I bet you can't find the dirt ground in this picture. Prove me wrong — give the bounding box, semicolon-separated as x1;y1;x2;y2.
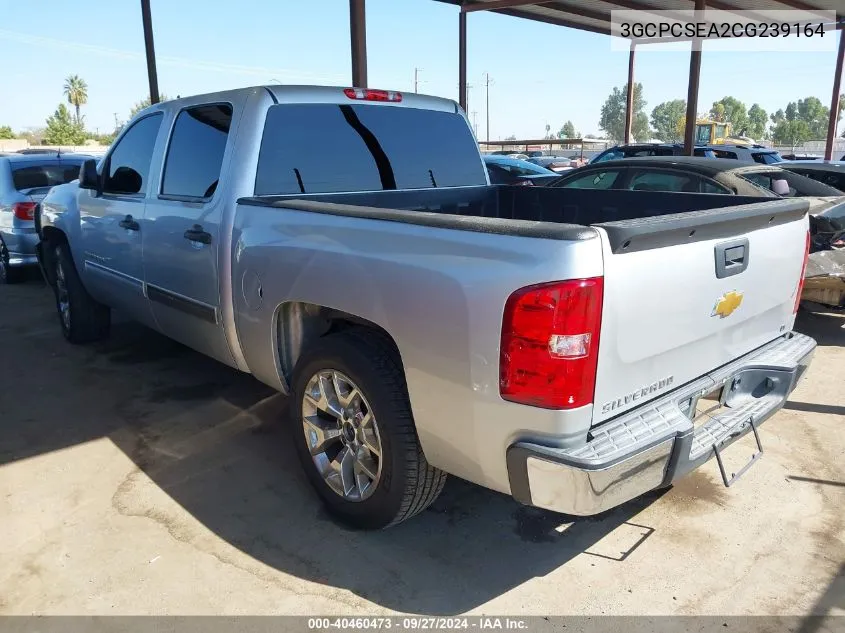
0;276;843;617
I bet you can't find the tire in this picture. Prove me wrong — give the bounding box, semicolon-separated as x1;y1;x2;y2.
52;242;111;343
290;328;446;529
0;240;24;284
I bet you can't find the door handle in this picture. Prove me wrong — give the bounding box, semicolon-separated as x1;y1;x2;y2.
119;215;140;231
184;224;212;245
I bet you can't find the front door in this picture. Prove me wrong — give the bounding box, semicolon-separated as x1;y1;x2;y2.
78;112;163;327
141;102;236;365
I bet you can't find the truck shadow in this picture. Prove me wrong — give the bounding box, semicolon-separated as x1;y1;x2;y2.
108;400;663;614
1;284;662;614
794;308;844;347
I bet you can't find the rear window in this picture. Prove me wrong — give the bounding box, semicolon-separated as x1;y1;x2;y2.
11;161;84;191
740;169;843;197
792;169;845;193
752;152;782;165
254;104;486;195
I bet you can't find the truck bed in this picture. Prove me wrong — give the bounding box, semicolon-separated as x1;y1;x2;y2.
238;185;808;253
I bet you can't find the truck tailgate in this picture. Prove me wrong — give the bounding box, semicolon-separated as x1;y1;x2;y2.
591;199;809;424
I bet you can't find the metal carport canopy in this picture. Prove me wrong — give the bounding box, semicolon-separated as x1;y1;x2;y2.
434;0;845;158
136;0;845;158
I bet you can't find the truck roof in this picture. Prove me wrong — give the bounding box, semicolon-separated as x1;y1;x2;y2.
139;85;460;116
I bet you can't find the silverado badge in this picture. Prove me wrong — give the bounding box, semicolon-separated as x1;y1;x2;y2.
712;291;744;318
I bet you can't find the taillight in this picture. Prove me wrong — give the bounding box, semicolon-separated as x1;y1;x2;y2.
343;88;402;102
13;202;36;220
500;277;604;410
793;230;811;314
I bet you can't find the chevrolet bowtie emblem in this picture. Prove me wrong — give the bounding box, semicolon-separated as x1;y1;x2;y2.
712;291;744;318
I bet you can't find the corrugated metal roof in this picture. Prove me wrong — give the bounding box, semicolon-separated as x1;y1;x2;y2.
435;0;844;38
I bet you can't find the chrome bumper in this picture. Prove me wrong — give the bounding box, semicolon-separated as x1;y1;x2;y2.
506;331;817;516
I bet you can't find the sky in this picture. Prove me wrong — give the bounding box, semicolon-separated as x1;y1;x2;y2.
0;0;841;140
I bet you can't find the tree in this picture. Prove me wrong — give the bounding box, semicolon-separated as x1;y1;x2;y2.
584;133;598;139
558;121;577;138
129;94;170;119
43;104;87;145
771;119;811;148
598;83;649;142
0;126;14;139
650;99;686;142
746;104;767;141
504;134;517;141
785;102;798;122
63;75;88;126
795;96;829;138
710;97;748;134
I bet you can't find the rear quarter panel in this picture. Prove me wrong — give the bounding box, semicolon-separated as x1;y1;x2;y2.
231;204;604;493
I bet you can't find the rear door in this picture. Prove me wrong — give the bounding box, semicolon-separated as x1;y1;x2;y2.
141;101;239;366
590;200;809;423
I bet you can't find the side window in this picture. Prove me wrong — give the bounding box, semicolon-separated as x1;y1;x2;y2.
560;169;623;189
161;104;233;199
628;170;697;193
626;149;658;157
591;150;622;163
700;178;732;194
713;150;738;159
102;113;163;195
486;165;510;184
826;173;845;192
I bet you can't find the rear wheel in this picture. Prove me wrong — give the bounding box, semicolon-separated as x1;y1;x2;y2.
52;243;110;343
290;329;446;529
0;240;24;284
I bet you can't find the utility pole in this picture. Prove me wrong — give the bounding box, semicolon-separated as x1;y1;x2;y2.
471;110;478;137
414;67;421;93
466;83;472;115
484;73;493;143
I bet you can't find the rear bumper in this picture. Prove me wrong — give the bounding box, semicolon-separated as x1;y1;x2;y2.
506;331;816;516
1;228;38;267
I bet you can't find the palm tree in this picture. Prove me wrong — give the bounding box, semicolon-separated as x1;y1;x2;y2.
63;75;88;126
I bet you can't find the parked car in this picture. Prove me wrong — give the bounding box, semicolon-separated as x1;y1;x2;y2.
781;154;821;161
707;144;783;164
16;148;66;155
589;143;716;163
38;86;815;529
0;153;90;283
483;155;560;185
526;155;577;172
548;156;841;203
781;161;845;193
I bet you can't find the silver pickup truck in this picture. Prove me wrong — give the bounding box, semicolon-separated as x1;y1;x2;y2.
38;85;816;529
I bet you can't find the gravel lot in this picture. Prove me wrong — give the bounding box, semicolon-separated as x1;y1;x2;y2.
0;276;843;617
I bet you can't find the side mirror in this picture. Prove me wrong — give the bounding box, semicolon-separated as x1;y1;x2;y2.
78;159;100;193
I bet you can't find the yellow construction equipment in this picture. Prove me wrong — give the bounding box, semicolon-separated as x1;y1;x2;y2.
693;120;755;145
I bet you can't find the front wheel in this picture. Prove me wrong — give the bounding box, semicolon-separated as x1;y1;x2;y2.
53;243;110;344
290;329;446;529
